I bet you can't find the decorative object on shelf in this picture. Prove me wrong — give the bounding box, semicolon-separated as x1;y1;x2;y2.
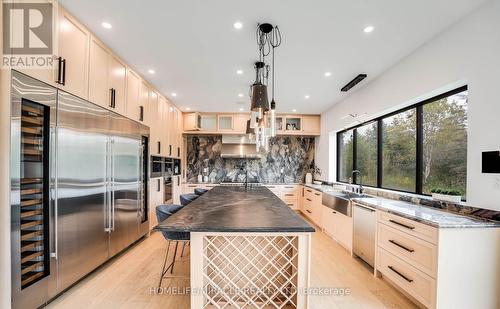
430;188;462;203
197;174;203;183
305;164;321;184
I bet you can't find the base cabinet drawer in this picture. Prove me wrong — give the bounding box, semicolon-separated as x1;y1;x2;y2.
378;248;436;308
378;223;437;277
378;211;438;244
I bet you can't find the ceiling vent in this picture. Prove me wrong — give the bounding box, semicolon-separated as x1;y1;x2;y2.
341;74;367;92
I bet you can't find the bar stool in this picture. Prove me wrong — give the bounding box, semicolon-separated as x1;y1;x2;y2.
194;188;209;196
180;193;199;206
156;204;190;287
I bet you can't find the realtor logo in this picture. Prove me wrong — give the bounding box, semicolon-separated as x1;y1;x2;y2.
2;1;54;68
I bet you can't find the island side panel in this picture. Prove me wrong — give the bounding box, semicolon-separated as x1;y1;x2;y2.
190;232;311;309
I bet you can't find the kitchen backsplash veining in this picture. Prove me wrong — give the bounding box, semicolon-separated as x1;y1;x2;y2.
186;135;315;183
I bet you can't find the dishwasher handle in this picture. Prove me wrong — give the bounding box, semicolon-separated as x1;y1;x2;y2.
353;203;376;212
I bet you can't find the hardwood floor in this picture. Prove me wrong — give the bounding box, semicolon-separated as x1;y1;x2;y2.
47;220;417;309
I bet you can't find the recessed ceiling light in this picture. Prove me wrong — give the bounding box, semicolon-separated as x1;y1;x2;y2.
236;69;244;75
185;107;191;111
238;93;244;97
101;22;112;29
304;95;310;99
171;92;177;97
148;69;155;74
363;25;375;33
233;21;243;30
292;109;297;112
324;72;332;77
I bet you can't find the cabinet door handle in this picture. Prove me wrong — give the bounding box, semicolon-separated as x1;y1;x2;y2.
306;189;312;193
56;56;63;84
388;240;415;253
169;145;172;156
306;210;312;214
139;106;144;121
315;193;321;196
61;58;66;85
109;88;114;108
388;219;415;230
388;266;413;283
157;141;161;154
177;147;180;157
285;186;293;189
113;89;116;108
285;194;294;196
306;198;312;202
177;177;180;186
332;211;337;214
157;179;160;192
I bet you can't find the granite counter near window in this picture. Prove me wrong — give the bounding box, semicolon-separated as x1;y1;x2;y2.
185;135;315;183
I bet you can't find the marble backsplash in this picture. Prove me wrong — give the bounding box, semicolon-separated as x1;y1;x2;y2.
186;135;315;183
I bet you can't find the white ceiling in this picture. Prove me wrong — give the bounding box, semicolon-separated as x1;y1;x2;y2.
60;0;486;114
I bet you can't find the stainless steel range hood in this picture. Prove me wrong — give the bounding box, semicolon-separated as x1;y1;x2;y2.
221;135;260;159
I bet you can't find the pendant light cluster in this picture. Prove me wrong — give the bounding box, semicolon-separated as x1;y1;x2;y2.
248;23;282;152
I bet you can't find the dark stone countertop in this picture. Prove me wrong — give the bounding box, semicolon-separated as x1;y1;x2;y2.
155;186;315;233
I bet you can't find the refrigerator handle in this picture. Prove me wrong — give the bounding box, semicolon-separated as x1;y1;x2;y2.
105;139;111;233
111;139;115;231
51;126;58;259
138;144;143;218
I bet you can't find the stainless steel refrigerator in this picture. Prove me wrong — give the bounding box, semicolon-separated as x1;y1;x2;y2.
10;71;150;309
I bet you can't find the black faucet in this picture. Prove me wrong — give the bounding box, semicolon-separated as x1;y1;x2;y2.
351;170;363;194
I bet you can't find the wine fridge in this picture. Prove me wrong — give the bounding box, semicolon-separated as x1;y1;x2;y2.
10;71;150;309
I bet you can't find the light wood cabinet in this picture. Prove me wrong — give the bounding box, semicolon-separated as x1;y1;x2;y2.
321;205;352;251
57;6;90;99
184;113;201;131
88;36;126;115
149;90;161;155
125;69;143;123
263;184;300;210
158;96;169;157
183;112;320;136
108;56;126;115
88;37;109;107
149;177;164;231
217;115;234;131
139;81;150;126
233;114;249;133
302;115;321;135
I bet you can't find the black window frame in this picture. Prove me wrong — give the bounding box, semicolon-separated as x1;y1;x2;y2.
336;85;468;197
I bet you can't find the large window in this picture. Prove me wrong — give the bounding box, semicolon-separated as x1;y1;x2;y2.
382;109;417;192
355;122;378;186
336;86;468;198
337;129;353;182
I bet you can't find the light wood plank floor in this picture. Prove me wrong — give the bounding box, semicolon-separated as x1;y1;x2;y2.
47;220;417;309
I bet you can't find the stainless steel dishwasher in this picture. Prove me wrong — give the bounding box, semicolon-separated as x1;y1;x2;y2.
352;202;377;267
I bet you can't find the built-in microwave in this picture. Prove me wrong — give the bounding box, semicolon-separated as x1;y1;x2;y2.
151;156;164;178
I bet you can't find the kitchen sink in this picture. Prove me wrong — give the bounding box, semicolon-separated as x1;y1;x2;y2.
322;191;373;217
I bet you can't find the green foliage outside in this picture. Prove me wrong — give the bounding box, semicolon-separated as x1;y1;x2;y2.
338;90;467;197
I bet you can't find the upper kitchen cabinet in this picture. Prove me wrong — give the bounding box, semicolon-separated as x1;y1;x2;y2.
88;36;126;115
183;112;320;136
233;114;249;133
217;115;234;131
88;37;109;107
125;69;143;123
302;115;321;135
139;80;151;126
158;96;169;157
149;90;161;155
57;6;90;99
184;112;201;131
108;56;127;115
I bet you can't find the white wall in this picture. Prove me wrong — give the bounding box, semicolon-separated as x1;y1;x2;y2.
317;0;500;211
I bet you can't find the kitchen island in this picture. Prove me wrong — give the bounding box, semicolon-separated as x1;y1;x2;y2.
156;185;315;309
